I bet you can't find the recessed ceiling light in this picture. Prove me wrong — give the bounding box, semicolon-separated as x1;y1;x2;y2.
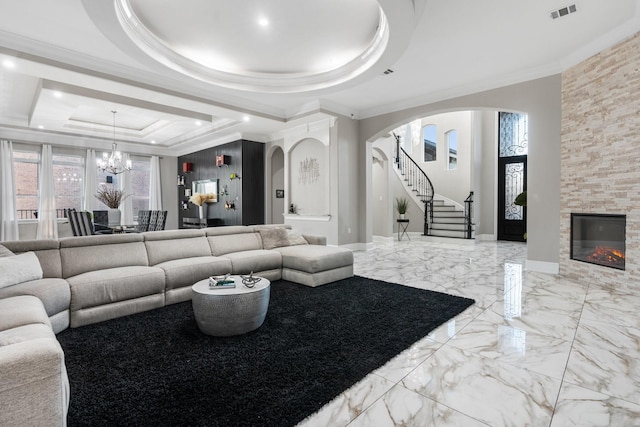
151;140;156;144
2;59;15;69
53;91;63;98
258;17;269;27
37;125;44;129
243;116;250;122
195;121;202;126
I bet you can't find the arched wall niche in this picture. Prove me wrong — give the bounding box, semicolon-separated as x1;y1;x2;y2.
288;137;329;215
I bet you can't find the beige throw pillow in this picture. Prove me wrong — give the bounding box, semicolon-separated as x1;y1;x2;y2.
259;228;290;250
0;252;44;289
287;231;308;246
0;245;14;258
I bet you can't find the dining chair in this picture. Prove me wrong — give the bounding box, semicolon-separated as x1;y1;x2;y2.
148;210;168;231
65;209;95;236
92;210;111;234
135;210;151;232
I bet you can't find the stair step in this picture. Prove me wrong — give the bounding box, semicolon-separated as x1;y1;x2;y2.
432;217;466;224
429;229;472;238
433;212;465;218
431;223;468;231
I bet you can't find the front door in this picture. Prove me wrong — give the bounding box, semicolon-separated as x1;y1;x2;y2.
497;155;527;241
497;112;528;242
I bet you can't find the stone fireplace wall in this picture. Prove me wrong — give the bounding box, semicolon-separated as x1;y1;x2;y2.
560;31;640;288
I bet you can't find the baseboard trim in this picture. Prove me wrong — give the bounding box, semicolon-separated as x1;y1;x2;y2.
475;234;497;241
340;242;372;251
526;260;559;274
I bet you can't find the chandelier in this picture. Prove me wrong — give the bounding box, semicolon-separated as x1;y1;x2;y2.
97;110;132;175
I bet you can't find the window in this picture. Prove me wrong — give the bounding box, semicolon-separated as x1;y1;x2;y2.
422;124;436;162
53;154;84;213
13;151;39;219
95;156;151;219
14;149;85;218
499;112;528;157
446;130;458;170
130;157;151;218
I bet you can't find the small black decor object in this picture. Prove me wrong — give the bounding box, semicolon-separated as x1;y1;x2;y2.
275;189;284;198
241;271;260;288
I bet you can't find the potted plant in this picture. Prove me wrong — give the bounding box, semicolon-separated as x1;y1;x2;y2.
395;197;409;219
95;186;130;227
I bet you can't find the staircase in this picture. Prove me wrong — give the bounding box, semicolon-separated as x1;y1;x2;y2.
394;135;474;239
429;200;472;239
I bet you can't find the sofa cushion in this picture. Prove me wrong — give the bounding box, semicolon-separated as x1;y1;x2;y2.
0;252;43;289
0;323;54;347
66;266;165;311
0;295;51;332
223;250;282;275
258;228;290;250
1;240;62;278
0;244;14;257
144;231;212;266
154;256;232;291
60;234;148;278
208;232;262;256
274;245;353;274
0;278;70;318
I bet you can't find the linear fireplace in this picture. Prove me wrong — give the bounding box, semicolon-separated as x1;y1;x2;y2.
571;214;626;270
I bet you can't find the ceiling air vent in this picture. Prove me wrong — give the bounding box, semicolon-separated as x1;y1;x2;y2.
383;69;394;75
550;4;577;20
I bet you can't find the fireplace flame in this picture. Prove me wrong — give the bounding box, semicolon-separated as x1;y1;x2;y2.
586;246;625;265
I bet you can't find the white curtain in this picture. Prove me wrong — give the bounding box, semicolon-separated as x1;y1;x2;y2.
0;140;19;241
36;144;58;239
120;153;134;225
149;156;162;210
83;149;97;212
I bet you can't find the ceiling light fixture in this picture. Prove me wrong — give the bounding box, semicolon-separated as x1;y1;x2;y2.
97;111;132;175
2;59;15;69
258;17;269;27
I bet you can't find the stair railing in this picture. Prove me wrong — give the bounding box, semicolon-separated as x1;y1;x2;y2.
464;191;474;239
394;141;434;235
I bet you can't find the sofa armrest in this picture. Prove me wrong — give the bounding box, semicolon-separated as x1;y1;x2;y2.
0;338;69;426
302;234;326;245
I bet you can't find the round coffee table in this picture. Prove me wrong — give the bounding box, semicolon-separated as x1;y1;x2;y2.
191;276;270;337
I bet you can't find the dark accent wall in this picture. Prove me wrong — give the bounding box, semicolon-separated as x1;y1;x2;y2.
177;140;264;227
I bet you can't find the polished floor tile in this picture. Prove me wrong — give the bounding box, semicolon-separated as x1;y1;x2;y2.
298;237;638;426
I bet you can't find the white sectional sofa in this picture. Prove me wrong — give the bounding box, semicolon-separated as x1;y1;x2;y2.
0;225;353;426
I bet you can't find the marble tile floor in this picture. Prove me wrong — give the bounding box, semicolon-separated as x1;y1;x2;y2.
298;237;640;427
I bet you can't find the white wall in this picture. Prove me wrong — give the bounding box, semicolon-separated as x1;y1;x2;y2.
477;111;498;237
372;149;388;236
411;111;473;206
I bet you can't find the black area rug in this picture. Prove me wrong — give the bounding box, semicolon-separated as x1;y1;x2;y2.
57;276;474;427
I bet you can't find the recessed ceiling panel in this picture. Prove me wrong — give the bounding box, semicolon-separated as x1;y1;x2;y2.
128;0;380;75
118;0;391;92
